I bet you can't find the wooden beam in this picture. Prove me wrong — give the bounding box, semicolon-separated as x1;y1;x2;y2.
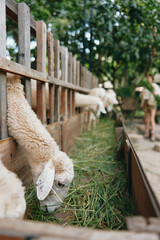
68;52;72;83
54;39;61;122
61;47;68;120
49;84;55;123
18;2;31;106
0;57;90;93
36;21;47;124
76;61;80;86
54;86;61;122
0;0;8;139
72;56;76;85
47;32;54;77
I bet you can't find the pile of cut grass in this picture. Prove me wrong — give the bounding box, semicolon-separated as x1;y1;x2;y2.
25;118;135;229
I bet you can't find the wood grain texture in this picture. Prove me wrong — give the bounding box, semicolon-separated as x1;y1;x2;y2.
54;85;61;122
62;113;85;153
36;21;47;124
0;1;8;139
0;137;32;187
18;2;31;106
0;57;90;93
76;61;80;86
47;32;54;77
0;219;158;240
49;83;55;123
68;52;72;83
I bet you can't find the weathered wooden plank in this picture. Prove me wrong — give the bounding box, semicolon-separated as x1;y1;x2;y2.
54;39;60;80
127;216;160;234
49;83;55;123
61;46;68;120
47;32;54;77
62;113;85;153
68;52;72;83
0;0;8;139
54;85;61;122
46;122;62;149
68;90;72;117
54;40;61;121
0;57;90;93
76;61;80;86
72;56;76;85
36;21;47;124
0;137;32;186
61;46;68;82
89;71;92;89
18;2;31;106
6;0;36;35
80;64;84;87
72;90;75;116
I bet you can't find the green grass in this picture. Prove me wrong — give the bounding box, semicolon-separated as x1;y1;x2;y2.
25;118;135;229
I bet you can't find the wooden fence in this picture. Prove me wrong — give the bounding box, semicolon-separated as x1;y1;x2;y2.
0;0;98;186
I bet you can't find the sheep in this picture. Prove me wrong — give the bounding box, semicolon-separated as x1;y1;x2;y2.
75;92;106;129
89;87;106;105
90;87;118;112
75;92;106;117
0;158;26;219
105;89;119;112
7;82;74;212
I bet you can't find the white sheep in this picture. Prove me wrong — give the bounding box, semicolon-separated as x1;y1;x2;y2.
7;82;74;212
0;158;26;219
90;87;118;112
75;92;106;117
105;89;119;112
75;92;106;130
89;87;106;105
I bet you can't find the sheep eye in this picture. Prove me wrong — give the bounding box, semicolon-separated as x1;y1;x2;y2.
58;181;65;187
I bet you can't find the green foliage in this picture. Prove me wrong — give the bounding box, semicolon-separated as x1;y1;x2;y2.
117;86;136;97
6;0;160;88
137;79;154;92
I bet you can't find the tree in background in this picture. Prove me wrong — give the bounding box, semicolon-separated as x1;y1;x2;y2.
7;0;160;89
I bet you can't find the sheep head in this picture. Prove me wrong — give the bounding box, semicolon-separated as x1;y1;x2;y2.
36;152;74;212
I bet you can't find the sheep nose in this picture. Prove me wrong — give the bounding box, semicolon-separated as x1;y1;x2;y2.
58;181;65;187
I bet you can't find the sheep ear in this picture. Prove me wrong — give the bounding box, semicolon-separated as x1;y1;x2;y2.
36;160;55;201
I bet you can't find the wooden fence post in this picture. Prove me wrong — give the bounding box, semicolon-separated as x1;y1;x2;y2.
36;20;47;124
76;61;80;86
68;52;72;117
54;39;61;122
72;57;76;116
0;0;8;139
61;46;68;120
47;32;54;123
18;2;31;106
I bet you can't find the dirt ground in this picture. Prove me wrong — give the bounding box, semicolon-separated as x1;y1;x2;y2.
125;118;160;205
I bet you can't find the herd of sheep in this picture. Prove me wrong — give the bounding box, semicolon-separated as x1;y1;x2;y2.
0;74;118;220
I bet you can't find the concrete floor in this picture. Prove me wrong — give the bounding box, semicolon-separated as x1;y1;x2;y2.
125;119;160;205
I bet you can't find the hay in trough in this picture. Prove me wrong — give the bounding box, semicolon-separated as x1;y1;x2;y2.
25;118;135;229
